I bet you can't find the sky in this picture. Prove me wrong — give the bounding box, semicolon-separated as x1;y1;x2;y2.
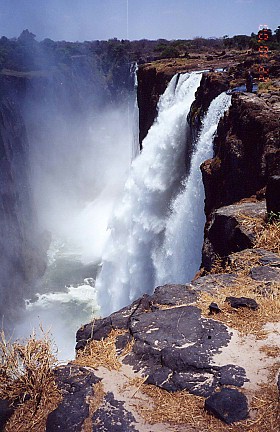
0;0;279;41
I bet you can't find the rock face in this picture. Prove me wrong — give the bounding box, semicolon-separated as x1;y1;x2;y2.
0;89;47;322
266;175;280;215
137;66;172;145
188;72;229;133
201;92;280;216
202;200;266;271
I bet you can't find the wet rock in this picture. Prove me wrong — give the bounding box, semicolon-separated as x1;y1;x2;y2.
0;400;14;430
137;66;172;145
250;266;280;283
226;296;259;310
92;392;138;432
188;72;229;138
46;365;100;432
205;388;249;424
266;175;280;215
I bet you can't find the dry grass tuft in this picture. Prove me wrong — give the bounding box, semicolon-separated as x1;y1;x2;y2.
0;330;61;432
260;345;280;358
133;372;280;432
74;329;129;371
255;221;280;254
196;275;280;336
82;381;105;432
237;213;280;255
227;250;261;275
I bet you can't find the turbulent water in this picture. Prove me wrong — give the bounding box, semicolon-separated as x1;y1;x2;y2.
13;67;231;361
154;92;232;285
13;65;139;361
96;75;232;317
96;72;203;316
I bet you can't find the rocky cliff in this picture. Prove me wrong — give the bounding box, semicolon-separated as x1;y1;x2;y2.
43;66;280;431
1;58;280;431
0;77;47;323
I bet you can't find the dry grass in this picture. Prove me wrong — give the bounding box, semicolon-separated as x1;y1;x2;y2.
236;213;280;255
255;221;280;254
74;329;130;371
208;214;280;275
260;345;280;358
196;275;280;337
133;372;280;432
82;381;105;432
0;330;61;432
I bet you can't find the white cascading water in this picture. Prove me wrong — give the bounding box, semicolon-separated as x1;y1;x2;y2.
96;72;203;316
154;92;232;285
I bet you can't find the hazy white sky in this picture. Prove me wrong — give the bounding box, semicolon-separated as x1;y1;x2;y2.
0;0;279;41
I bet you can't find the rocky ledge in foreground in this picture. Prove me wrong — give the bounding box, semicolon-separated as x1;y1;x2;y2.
41;243;279;431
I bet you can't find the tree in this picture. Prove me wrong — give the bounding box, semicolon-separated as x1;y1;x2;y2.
275;26;280;43
18;29;36;44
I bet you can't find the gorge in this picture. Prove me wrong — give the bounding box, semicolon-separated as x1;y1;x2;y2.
0;36;279;431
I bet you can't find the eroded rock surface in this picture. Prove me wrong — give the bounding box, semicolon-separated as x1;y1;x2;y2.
46;365;100;432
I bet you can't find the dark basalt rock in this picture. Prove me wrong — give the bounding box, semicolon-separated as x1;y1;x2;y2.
92;392;138;432
250;266;280;283
125;305;233;396
191;273;238;292
205;388;249;424
0;400;14;431
201;93;280;216
257;249;280;267
76;287;199;351
226;296;259;310
266;175;280;215
188;72;229;133
76;295;154;350
137;66;172;146
209;302;221;314
219;364;247;387
115;333;132;354
152;284;198;306
46;365;100;432
202;201;266;271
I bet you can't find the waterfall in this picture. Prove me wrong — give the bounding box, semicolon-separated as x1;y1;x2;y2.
96;72;203;316
154;92;232;285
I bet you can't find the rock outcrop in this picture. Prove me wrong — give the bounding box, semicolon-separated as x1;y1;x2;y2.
201;92;280;216
137;66;173;145
0;90;47;322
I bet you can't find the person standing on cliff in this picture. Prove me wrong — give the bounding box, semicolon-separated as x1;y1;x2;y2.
246;71;253;92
